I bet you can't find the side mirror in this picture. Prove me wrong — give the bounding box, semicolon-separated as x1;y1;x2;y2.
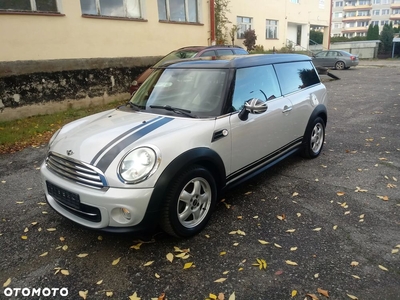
238;98;268;121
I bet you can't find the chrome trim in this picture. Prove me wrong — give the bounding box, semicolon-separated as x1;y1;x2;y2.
53;197;98;217
46;152;109;190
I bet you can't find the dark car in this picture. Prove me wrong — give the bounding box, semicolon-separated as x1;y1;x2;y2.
129;45;248;94
312;50;359;70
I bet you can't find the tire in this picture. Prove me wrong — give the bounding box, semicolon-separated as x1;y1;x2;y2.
160;165;217;238
301;117;325;159
335;61;345;70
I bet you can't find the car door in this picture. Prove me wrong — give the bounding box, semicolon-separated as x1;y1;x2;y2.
228;65;294;179
312;51;328;67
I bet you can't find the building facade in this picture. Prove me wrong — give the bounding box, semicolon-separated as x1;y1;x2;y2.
331;0;400;38
226;0;332;51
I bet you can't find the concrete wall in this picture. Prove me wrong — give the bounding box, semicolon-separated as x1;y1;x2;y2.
330;41;381;59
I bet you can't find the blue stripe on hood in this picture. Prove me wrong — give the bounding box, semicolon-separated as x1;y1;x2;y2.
95;117;173;173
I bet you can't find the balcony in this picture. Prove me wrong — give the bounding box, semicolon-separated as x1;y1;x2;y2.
343;14;371;22
342;27;368;33
389;14;400;20
343;5;372;11
391;1;400;9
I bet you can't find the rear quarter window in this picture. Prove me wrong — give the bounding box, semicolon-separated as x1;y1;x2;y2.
233;49;248;55
274;61;320;95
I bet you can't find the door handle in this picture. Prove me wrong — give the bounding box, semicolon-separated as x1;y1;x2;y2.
282;105;292;113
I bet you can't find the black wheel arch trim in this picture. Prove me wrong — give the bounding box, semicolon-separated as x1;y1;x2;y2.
147;147;226;214
302;104;327;145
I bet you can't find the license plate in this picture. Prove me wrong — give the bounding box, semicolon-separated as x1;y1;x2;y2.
46;181;81;210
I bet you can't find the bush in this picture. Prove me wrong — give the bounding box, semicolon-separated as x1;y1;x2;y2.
243;29;257;51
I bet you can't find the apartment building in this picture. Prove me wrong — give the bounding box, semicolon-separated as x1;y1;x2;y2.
226;0;331;51
332;0;400;38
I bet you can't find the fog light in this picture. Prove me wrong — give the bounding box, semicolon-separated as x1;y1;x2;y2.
121;208;131;220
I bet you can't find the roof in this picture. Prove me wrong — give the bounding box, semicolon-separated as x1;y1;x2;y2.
158;54;312;69
177;45;245;51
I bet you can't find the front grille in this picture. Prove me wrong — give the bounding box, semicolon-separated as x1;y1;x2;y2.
46;152;108;190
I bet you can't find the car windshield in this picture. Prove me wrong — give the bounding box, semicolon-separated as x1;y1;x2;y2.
154;50;199;67
129;68;228;117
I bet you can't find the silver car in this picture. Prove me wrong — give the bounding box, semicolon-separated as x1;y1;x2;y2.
312;50;359;70
40;54;328;238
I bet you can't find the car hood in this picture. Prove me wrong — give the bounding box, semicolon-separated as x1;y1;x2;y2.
50;109;204;170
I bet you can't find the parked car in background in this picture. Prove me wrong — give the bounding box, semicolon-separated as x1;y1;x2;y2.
129;45;248;94
41;54;327;238
312;50;359;70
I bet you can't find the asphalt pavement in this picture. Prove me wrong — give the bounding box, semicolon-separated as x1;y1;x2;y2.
0;62;399;300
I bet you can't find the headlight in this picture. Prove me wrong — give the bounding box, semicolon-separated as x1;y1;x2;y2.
48;128;61;148
118;147;160;184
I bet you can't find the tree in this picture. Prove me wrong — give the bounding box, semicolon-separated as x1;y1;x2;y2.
229;25;239;46
243;29;257;51
366;24;374;40
214;0;231;45
309;30;323;44
380;23;394;53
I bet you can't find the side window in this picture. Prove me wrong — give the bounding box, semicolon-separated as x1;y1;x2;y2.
231;65;281;111
274;61;320;95
199;50;217;57
233;49;248;55
315;52;327;58
216;49;234;56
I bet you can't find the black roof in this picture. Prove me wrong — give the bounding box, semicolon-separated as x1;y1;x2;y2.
159;54;312;69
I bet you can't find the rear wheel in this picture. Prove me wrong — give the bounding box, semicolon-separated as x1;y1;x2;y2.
160;165;217;238
301;117;325;159
335;61;345;70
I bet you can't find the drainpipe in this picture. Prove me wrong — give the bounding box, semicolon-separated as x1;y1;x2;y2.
210;0;216;45
327;0;333;49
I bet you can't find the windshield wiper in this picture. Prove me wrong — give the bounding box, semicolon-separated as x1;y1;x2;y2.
149;105;195;118
127;102;142;111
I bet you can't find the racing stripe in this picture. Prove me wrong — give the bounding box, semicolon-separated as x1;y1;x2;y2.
95;117;173;172
90;116;163;165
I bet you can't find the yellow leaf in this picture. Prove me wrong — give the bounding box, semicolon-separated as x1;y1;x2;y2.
396;244;400;248
377;195;389;201
233;242;239;246
40;252;48;257
286;229;296;233
351;275;360;279
31;222;38;226
62;245;68;251
61;269;69;275
237;216;243;219
155;273;160;278
290;247;298;251
79;290;88;300
258;240;270;245
175;253;187;258
392;249;399;254
237;229;246;236
205;234;210;238
223;271;229;275
129;292;141;300
59;237;65;242
98;235;103;241
347;294;358;300
106;291;113;297
337;192;345;196
47;228;57;232
214;277;227;283
378;265;388;271
143;261;154;267
317;288;329;298
313;228;322;231
3;278;11;287
112;257;121;265
261;259;267;269
291;290;297;297
209;294;217;300
181;254;190;260
285;260;298;266
351;261;359;267
220;251;226;256
166;253;174;263
296;213;301;217
253;215;259;219
183;262;193;269
229;231;237;235
333;225;338;230
21;235;28;240
229;292;236;300
77;253;88;258
130;243;142;250
292;192;299;197
24;227;29;233
238;267;243;271
96;279;103;285
274;243;282;248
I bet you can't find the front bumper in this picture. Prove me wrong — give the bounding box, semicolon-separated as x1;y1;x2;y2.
41;163;155;230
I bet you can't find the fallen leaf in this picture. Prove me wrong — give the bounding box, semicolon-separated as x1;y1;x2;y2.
378;265;388;271
351;275;360;279
296;213;301;217
209;294;217;300
130;243;142;250
21;235;28;240
98;236;103;241
253;215;258;219
333;225;338;230
277;214;286;221
129;292;141;300
377;195;389;201
290;247;298;251
59;237;65;242
286;229;296;233
31;222;38;226
218;293;225;300
220;251;227;256
40;252;48;257
62;245;68;251
337;192;345;196
292;192;299;197
61;269;69;275
96;280;103;285
347;294;358;300
24;227;28;233
79;290;88;300
275;270;283;275
214;277;227;283
183;262;193;269
223;271;229;275
306;293;319;300
158;293;166;300
359;214;365;219
285;260;298;266
291;290;297;297
229;292;235;300
344;211;351;215
143;261;154;267
106;291;113;297
112;257;121;266
46;228;56;232
313;228;322;231
175;253;188;258
3;278;11;287
317;288;329;298
392;249;399;254
155;273;160;278
205;234;210;238
258;240;270;245
351;261;359;267
274;243;282;248
314;273;319;278
166;253;174;263
77;253;89;258
233;242;239;246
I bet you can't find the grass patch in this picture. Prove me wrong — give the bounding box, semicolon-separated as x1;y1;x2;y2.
0;99;126;154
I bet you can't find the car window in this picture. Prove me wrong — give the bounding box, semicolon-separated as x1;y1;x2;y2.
154;50;198;67
199;50;217;57
327;51;337;57
233;49;248;55
231;64;281;111
216;49;234;56
315;52;327;58
274;61;320;95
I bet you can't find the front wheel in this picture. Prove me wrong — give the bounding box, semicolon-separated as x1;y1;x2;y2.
160;165;217;238
335;61;345;70
301;117;325;159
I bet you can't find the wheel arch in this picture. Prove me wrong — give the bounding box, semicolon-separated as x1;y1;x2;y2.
147;147;226;214
303;104;327;143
